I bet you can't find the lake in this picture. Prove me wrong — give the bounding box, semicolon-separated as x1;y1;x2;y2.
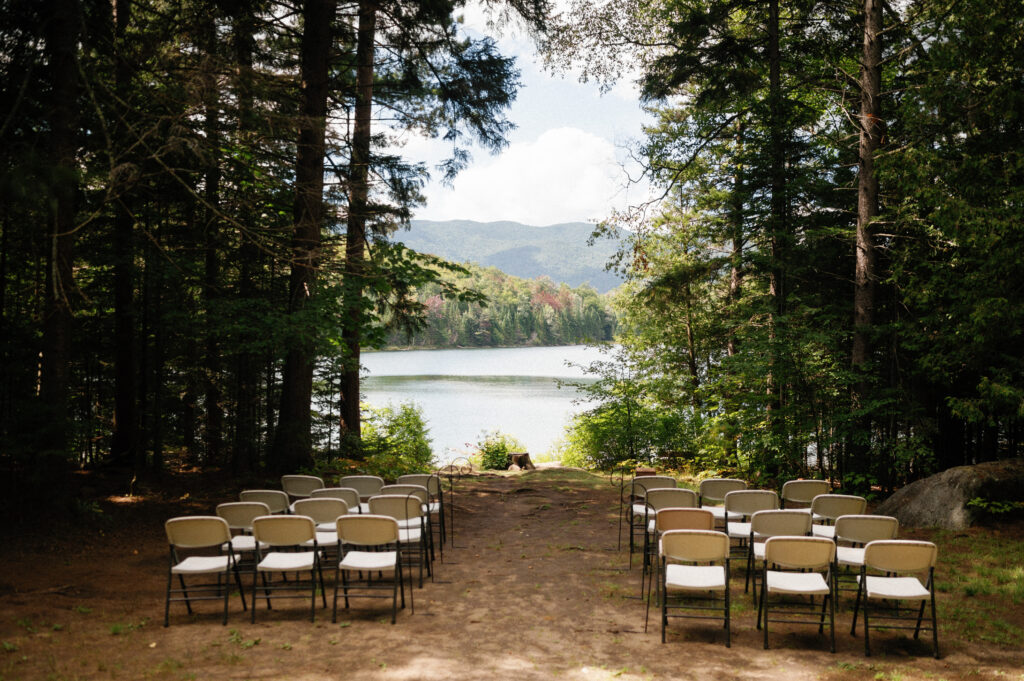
361;345;605;464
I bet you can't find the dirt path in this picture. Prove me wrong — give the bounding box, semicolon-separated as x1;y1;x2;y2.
0;468;1020;680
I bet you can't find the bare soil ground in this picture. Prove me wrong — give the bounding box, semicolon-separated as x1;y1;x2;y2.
1;467;1022;681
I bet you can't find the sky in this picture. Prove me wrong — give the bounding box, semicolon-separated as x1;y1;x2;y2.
404;8;652;227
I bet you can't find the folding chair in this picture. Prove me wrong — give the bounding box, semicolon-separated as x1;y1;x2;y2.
643;507;714;605
780;479;830;509
334;515;406;624
698;478;747;524
369;494;431;587
758;536;836;652
640;488;699;596
834;515;899;595
339;475;385;505
164;516;247;627
250;515;326;622
627;475;677;566
746;509;813;602
852;540;939;658
281;474;325;500
652;529;731;647
215;501;270;573
398;473;446;554
291;498;349;563
240;489;290;514
381;484;435;563
311;487;362;513
722;490;779;556
809;494;867;538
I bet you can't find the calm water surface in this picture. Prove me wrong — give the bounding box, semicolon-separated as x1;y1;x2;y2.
361;345;604;464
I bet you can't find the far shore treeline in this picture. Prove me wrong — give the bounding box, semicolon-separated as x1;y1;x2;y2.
381;264;616;349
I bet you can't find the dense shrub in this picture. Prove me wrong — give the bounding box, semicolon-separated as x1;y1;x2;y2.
474;430;525;470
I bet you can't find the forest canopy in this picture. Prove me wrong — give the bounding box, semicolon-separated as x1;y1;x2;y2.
0;0;549;500
546;0;1024;491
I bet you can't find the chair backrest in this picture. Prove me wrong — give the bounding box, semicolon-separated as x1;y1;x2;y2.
336;514;400;546
281;474;325;498
165;516;232;548
764;536;835;571
397;474;441;496
724;489;779;516
369;494;423;522
656;508;715;533
810;494;867;521
780;479;831;507
632;475;677;497
339;475;385;501
291;498;349;525
699;478;747;505
750;509;812;539
834;515;898;545
239;489;290;514
863;540;937;574
216;501;271;532
661;530;730;563
646;488;699;511
251;515;316;547
311;487;362;510
380;484;428;504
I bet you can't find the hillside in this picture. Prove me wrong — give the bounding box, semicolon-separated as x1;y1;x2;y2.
397;219;624;293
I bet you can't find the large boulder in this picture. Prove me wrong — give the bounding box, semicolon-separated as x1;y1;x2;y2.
875;458;1024;529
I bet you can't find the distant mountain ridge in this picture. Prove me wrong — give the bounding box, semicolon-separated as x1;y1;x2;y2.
398;219;624;293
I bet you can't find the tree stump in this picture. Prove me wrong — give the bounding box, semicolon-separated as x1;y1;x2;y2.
509;452;535;470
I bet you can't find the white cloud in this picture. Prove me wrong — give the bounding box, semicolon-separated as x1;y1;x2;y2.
416;127;635;226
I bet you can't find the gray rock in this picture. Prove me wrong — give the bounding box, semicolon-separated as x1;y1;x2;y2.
875;458;1024;529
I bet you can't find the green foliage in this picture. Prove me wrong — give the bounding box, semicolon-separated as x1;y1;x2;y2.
966;497;1024;518
474;430;525;470
543;0;1024;487
358;402;435;478
382;262;616;349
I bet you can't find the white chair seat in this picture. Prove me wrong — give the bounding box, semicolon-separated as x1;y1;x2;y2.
861;575;931;600
172;555;233;575
665;564;726;592
753;542;766;560
303;531;338;548
359;502;369;514
836;546;865;567
766;570;830;596
703;505;742;521
257;551;316;572
339;550;398;572
398;528;422;543
812;524;836;539
316;522;337;533
727;521;751;538
227;535;257;552
632;503;648;517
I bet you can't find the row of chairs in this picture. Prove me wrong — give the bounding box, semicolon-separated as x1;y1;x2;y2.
627;476;939;657
164;511;410;627
240;473;447;558
165;475;449;627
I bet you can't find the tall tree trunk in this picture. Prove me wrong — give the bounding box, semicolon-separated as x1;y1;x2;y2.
851;0;883;475
231;5;260;474
201;15;224;466
40;0;80;454
764;0;786;471
339;0;378;448
270;0;337;473
111;0;139;471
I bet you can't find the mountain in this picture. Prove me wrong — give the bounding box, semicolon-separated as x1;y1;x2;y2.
396;219;624;293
